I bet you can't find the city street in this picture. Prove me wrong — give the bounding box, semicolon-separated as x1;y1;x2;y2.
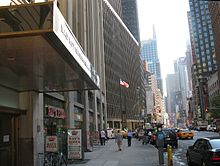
69;138;159;166
164;130;220;165
68;131;220;166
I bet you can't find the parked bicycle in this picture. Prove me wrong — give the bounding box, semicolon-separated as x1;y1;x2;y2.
42;152;67;166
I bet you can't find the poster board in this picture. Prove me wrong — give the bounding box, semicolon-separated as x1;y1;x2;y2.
67;129;82;159
45;136;58;152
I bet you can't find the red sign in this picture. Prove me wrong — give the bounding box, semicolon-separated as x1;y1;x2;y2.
46;106;66;119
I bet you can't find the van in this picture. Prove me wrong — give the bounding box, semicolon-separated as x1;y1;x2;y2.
162;128;178;148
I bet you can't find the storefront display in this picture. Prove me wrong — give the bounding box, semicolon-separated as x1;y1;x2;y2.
44;95;67;155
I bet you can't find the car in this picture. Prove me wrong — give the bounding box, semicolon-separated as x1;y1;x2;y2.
162;128;178;148
186;136;220;166
113;129;127;138
144;128;157;145
207;124;217;132
106;128;114;139
176;128;194;139
138;128;145;140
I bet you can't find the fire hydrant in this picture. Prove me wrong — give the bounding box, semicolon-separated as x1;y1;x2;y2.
167;144;173;166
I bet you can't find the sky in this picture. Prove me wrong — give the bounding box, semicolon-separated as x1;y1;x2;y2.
137;0;190;95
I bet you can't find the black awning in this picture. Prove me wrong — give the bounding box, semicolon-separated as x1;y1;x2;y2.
0;2;100;92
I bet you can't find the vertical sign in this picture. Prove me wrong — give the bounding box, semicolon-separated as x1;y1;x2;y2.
45;136;58;152
68;129;82;159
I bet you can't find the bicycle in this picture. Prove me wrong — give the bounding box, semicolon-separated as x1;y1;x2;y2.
44;152;67;166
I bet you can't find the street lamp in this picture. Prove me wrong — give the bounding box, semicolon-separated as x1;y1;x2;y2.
136;86;141;127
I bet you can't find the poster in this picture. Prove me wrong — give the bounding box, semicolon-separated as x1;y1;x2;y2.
93;131;100;145
68;129;82;159
45;136;58;152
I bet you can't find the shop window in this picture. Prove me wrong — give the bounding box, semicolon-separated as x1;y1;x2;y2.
73;106;83;129
44;95;67;156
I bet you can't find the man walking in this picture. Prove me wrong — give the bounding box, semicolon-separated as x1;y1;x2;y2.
127;130;133;146
100;130;106;146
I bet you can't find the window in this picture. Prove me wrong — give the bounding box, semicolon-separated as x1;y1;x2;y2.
193;140;202;150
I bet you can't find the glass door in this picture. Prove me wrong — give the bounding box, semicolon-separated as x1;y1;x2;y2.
0;114;15;166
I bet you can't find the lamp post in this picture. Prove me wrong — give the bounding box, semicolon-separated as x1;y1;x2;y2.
136;86;141;127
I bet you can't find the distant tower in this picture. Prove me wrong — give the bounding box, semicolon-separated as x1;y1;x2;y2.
153;24;156;39
140;26;163;94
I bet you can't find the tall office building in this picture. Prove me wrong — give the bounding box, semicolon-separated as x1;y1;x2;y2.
166;74;177;126
185;44;193;96
189;0;216;78
208;1;220;99
140;26;163;94
121;0;140;43
107;0;122;17
174;57;189;127
121;0;146;122
103;0;142;130
0;0;105;165
188;0;216;120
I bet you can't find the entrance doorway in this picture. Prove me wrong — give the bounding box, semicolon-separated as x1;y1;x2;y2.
0;114;16;166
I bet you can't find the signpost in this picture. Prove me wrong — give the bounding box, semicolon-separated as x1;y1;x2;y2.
156;128;164;165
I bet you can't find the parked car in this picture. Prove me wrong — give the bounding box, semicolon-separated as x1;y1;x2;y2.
138;128;145;140
162;128;178;148
144;128;157;145
114;129;127;138
176;128;194;139
106;128;114;139
186;136;220;166
207;124;217;132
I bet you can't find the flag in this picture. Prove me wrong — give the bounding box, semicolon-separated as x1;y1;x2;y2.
120;79;129;88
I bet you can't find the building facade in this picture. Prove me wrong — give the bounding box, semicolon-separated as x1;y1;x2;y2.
166;74;177;127
121;0;140;43
208;1;220;99
0;0;106;165
188;0;216;121
103;0;143;130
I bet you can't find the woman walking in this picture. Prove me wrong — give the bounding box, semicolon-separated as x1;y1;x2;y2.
116;130;123;151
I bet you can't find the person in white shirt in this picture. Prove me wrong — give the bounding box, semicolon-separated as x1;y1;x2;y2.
100;130;106;146
127;130;133;146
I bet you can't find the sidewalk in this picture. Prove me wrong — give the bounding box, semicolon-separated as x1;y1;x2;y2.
68;138;159;166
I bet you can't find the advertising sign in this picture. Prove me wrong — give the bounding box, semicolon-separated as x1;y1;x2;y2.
68;129;82;159
93;131;100;146
45;136;58;152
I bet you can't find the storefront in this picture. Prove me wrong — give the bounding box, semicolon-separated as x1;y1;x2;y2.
73;106;83;129
44;95;67;156
0;2;100;166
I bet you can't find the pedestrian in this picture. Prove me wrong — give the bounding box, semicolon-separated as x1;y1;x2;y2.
116;130;123;151
100;130;106;146
127;130;133;146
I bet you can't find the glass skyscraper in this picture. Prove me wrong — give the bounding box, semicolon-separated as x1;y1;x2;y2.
189;0;216;79
140;26;163;94
121;0;140;43
188;0;216;120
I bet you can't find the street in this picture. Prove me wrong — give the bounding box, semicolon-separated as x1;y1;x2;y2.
69;131;219;166
164;130;220;165
70;138;159;166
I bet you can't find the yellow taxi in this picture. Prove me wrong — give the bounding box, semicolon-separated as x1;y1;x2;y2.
114;129;128;138
176;129;194;139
